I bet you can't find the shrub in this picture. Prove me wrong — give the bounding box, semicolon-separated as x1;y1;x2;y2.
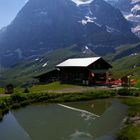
0;100;7;109
11;93;27;103
117;125;140;140
118;88;140;96
20;100;30;107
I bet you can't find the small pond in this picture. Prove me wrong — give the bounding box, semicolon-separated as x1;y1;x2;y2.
0;99;128;140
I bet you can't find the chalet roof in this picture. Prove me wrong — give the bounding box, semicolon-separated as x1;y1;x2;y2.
56;57;101;67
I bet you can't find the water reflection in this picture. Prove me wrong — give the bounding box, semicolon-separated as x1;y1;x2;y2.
0;99;128;140
0;112;31;140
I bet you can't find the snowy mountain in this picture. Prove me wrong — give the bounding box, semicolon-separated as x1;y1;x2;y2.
71;0;94;6
0;0;138;67
105;0;140;37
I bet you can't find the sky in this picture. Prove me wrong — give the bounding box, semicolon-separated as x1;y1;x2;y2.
0;0;28;29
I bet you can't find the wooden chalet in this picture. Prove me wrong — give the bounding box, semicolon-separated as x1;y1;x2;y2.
35;57;112;85
56;57;112;85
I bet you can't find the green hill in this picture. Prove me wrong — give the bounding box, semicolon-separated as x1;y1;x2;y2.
106;42;140;62
1;42;140;87
0;45;96;86
105;43;140;82
111;55;140;79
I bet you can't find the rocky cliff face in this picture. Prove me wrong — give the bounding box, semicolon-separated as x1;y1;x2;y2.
105;0;140;37
0;0;138;67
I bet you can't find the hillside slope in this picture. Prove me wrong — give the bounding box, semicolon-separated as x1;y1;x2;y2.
105;42;140;79
0;45;96;86
1;42;140;86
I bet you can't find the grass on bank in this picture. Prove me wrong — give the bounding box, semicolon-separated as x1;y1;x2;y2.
29;82;83;92
0;89;116;120
120;97;140;116
117;125;140;140
2;81;114;95
117;97;140;140
0;82;85;94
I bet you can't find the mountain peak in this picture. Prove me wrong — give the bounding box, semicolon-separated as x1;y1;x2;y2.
0;0;138;67
71;0;94;6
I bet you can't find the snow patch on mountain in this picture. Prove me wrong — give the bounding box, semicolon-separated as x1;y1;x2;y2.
78;15;102;27
85;16;95;22
71;0;94;6
82;45;94;54
85;46;89;49
82;46;89;53
78;16;94;25
42;62;48;67
79;19;87;25
39;58;44;62
105;0;140;37
131;0;140;4
35;58;39;61
132;25;140;31
106;26;120;33
132;25;140;36
125;14;140;22
131;4;140;13
39;11;48;16
123;5;140;37
104;0;119;2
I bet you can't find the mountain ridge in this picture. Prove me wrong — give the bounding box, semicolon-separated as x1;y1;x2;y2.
105;0;140;37
0;0;139;67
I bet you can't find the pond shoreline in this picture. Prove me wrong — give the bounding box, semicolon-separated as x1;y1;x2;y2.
117;97;140;140
0;90;116;119
0;89;140;140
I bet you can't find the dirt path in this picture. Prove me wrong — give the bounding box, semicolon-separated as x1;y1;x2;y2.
46;86;110;93
0;94;10;97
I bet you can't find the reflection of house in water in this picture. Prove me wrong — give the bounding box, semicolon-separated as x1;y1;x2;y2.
35;57;112;85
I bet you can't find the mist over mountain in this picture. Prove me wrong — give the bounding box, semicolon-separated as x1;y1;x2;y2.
0;0;139;67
